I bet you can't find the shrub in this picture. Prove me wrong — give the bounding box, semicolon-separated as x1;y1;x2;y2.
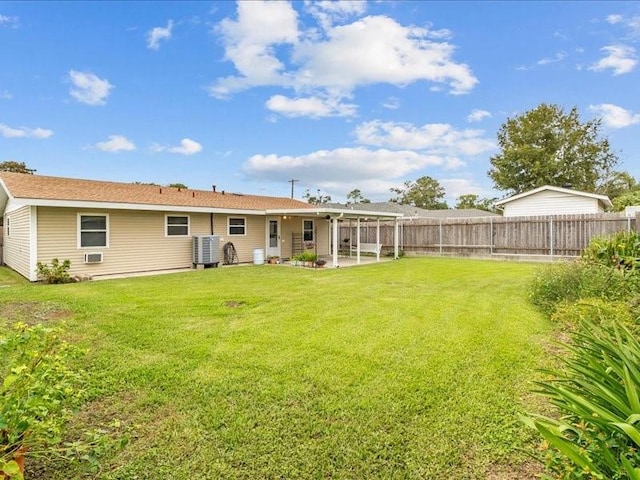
582;231;640;274
523;319;640;479
35;258;73;284
551;298;637;333
1;323;86;477
297;251;318;262
0;323;129;479
530;261;640;316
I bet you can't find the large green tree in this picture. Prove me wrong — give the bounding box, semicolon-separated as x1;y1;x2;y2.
0;161;36;174
389;176;448;210
488;104;618;195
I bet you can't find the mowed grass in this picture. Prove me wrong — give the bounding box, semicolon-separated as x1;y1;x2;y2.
0;258;551;479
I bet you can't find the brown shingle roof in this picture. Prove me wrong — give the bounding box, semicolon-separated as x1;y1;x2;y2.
0;172;311;211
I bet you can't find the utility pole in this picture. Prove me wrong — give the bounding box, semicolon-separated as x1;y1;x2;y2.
288;179;299;199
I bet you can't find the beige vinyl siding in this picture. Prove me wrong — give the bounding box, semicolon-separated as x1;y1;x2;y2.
314;219;330;256
37;207;213;277
278;216;330;259
3;206;32;279
213;214;266;263
503;190;603;217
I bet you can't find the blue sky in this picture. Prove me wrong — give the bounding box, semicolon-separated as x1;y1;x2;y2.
1;1;639;205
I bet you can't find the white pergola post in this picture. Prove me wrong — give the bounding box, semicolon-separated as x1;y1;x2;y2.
394;218;399;259
356;217;361;264
332;217;339;267
376;218;380;262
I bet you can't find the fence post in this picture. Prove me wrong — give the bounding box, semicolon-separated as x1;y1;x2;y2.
489;217;493;255
439;219;443;255
549;217;554;257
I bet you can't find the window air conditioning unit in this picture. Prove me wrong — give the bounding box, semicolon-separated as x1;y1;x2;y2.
84;252;103;264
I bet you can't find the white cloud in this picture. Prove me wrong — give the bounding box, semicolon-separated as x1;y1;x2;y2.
382;96;400;110
95;135;136;152
0;90;11;100
467;109;491;122
517;51;567;71
440;178;494;205
537;51;567;66
210;2;478;115
243;147;448;185
292;15;477;95
354;120;495;156
304;0;366;30
147;20;174;50
68;70;113;106
589;103;640;128
210;1;300;98
0;14;18;27
153;138;203;155
0;123;53;139
266;94;356;117
605;13;640;35
607;14;623;25
589;45;637;75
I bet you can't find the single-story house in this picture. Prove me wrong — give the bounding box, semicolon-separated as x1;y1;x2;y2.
327;202;499;219
494;185;612;217
0;172;401;280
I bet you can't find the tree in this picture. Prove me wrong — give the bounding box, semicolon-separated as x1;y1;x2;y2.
596;171;638;201
346;188;370;205
455;194;496;212
611;190;640;212
488;104;618;195
167;183;189;189
303;189;332;205
389;176;448;209
0;161;36;174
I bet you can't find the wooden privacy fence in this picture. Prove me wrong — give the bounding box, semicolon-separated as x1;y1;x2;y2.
339;213;639;258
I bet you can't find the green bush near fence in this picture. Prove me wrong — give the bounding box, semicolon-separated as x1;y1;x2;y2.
526;231;640;478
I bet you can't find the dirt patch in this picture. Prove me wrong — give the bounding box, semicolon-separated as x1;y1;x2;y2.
485;460;544;479
0;301;72;325
223;300;246;308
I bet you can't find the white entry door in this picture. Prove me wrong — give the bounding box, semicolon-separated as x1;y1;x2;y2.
266;218;281;257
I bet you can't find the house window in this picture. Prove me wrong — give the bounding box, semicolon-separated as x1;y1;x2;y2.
303;220;314;242
78;214;108;248
166;215;189;236
228;217;246;236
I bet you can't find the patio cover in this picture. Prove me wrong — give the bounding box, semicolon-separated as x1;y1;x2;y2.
265;207;403;267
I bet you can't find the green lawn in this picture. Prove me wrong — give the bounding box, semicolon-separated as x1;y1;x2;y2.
0;258;552;479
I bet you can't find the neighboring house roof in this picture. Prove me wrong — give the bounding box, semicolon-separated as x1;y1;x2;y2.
0;172;312;213
494;185;612;209
327;202;499;219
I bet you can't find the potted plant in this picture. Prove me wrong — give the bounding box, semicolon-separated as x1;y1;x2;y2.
315;259;327;268
267;255;280;264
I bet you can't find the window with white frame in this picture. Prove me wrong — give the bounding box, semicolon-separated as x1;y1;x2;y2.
228;217;246;235
303;220;314;242
78;214;108;248
166;215;190;236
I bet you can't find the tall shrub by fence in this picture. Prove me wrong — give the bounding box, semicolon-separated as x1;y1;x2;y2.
339;213;638;258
